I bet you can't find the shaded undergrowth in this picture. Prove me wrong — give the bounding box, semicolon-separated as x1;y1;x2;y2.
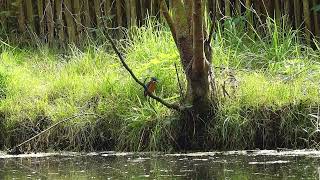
0;18;320;152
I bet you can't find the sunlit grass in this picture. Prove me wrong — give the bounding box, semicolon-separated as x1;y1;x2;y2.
0;17;320;151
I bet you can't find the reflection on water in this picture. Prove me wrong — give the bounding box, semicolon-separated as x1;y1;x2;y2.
0;150;320;179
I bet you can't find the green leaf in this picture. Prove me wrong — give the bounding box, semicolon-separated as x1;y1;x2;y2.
312;4;320;12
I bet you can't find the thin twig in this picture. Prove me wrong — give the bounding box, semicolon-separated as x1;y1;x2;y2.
105;30;182;111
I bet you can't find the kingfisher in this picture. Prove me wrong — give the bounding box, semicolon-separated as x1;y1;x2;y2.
144;77;158;97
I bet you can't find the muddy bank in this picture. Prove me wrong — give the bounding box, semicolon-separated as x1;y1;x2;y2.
1;102;320;152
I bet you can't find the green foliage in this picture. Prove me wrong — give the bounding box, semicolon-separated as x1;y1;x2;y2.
312;4;320;12
1;17;320;151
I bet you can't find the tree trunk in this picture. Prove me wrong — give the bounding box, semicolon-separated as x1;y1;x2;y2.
160;0;214;150
216;0;222;20
140;0;145;23
17;0;26;32
45;0;54;44
235;0;242;15
37;0;45;37
104;0;112;27
263;0;274;18
293;0;301;29
64;0;76;43
0;0;6;28
25;0;34;31
116;0;123;27
284;0;290;25
274;0;281;23
93;0;102;28
150;0;155;16
312;0;319;38
225;0;231;18
245;0;252;35
73;0;82;37
165;0;211;150
125;0;131;27
130;0;137;27
83;0;91;28
55;0;65;44
302;0;311;46
191;0;210;114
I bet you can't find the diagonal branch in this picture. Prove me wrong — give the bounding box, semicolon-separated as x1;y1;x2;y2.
105;31;182;111
160;0;177;46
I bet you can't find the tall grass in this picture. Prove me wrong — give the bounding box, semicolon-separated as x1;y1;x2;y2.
0;16;320;152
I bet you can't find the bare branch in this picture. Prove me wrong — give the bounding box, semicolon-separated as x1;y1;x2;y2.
105;31;182;111
160;0;177;45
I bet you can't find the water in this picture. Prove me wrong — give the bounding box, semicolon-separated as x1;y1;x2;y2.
1;150;320;179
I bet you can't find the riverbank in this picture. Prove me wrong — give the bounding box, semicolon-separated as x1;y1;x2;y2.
1;21;320;152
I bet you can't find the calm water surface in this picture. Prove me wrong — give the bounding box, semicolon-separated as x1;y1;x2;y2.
1;150;320;179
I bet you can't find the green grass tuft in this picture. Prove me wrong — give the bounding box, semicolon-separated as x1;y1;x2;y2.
0;17;320;151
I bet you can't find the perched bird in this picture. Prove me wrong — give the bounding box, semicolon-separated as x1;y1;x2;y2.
144;77;158;97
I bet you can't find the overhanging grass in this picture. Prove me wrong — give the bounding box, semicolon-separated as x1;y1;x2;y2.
0;18;320;151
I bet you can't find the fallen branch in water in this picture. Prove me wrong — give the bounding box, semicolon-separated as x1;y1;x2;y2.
7;113;98;155
105;30;182;111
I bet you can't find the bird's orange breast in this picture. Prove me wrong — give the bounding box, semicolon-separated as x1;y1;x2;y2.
144;81;157;96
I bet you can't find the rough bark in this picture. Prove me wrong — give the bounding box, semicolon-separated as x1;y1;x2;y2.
64;0;76;43
126;0;131;27
0;0;7;28
55;0;65;44
45;0;54;44
73;0;82;36
185;0;193;35
140;0;145;22
37;0;45;37
83;0;91;28
104;0;111;27
312;0;319;37
160;0;177;44
130;0;137;26
294;0;301;29
265;0;274;17
235;0;242;15
191;0;210;113
150;0;155;16
116;0;123;27
25;0;34;31
245;0;252;34
216;0;222;20
17;0;26;32
93;0;102;28
274;0;281;23
284;0;291;25
225;0;231;18
302;0;311;46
